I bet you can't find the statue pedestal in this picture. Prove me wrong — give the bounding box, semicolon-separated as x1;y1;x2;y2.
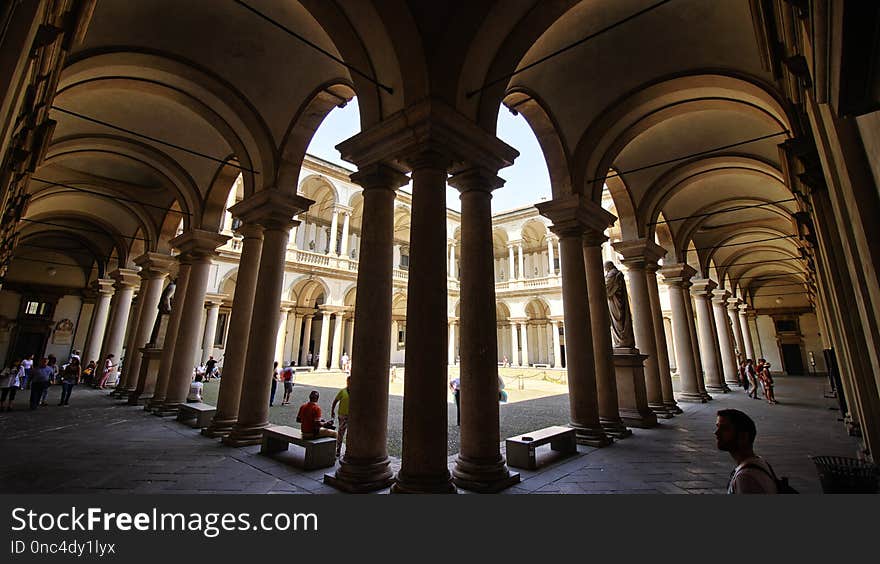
613;348;658;428
128;347;162;405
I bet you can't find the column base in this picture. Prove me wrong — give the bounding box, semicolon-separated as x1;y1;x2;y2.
127;392;150;405
109;388;128;398
664;401;684;415
619;408;658;428
324;455;394;493
201;418;236;439
222;423;268;447
452;455;521;493
649;403;675;419
677;392;707;403
700;391;714;401
724;378;741;389
571;423;612;447
391;470;457;494
706;385;728;394
600;417;633;439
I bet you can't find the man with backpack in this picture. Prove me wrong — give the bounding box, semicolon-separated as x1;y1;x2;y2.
715;408;795;494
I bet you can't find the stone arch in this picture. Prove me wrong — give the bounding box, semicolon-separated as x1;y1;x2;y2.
501;88;572;197
572;73;795;202
605;173;638;240
289;276;330;307
60;50;279;196
276;81;357;192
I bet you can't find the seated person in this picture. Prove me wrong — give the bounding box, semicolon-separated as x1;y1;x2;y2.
187;374;203;403
296;390;337;439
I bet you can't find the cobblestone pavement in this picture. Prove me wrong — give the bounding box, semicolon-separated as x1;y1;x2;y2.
0;375;859;494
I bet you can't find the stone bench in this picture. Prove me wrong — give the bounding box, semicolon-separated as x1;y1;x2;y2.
176;402;216;428
259;425;336;470
505;425;577;470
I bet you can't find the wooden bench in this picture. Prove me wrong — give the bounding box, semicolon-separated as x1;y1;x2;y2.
505;426;577;470
176;402;216;428
259;425;336;470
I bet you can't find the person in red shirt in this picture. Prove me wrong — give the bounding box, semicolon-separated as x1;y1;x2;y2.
296;390;337;439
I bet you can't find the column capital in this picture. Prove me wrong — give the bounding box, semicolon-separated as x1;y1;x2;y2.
109;268;140;289
229;190;315;230
318;305;344;315
582;230;608;247
336;98;518;173
689;278;717;297
612;238;666;269
727;297;743;311
204;293;226;307
507;240;520;249
711;289;731;304
233;221;264;240
448;167;505;194
92;278;115;296
738;303;754;314
349;163;410;192
170;229;230;259
658;263;696;287
133;252;175;279
536;194;616;238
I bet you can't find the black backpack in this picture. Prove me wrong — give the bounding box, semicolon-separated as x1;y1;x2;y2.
744;462;799;494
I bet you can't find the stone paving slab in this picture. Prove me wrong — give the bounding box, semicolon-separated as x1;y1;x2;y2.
0;376;862;494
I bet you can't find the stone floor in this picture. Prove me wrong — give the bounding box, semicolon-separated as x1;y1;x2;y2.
0;375;860;494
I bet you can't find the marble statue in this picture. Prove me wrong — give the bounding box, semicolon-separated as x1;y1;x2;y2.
605;261;636;348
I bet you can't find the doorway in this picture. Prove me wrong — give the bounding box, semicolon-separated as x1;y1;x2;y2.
780;344;805;375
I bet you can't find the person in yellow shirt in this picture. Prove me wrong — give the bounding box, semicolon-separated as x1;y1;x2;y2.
330;377;350;458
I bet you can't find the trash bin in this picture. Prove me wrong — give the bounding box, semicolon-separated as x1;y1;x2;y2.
811;456;879;493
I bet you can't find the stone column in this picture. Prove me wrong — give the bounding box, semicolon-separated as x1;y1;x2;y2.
328;209;340;255
326;164;408;493
517;243;525;280
344;317;354;359
536;322;547;364
683;280;711;401
507;243;515;280
739;304;756;361
510;323;520;366
201;299;222;365
340;211;351;257
547;235;556;275
748;310;762;359
614;239;671;417
728;298;745;363
224;191;313;445
713;290;739;387
83;279;115;367
448;320;456;365
551;320;562;369
159;230;229;414
299;315;313;366
537;195;611;447
100;269;139;388
316;309;331;370
646;263;681;414
449;168;518;492
204;223;264;437
393;151;456;494
148;258;191;410
518;322;530;367
583;230;630;438
274;307;290;364
117;254;172;394
692;279;726;393
449;241;456;279
706;291;731;392
329;312;344;369
660;264;705;403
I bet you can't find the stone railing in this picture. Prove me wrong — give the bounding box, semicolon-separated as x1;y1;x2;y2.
494;275;561;292
293;249;332;267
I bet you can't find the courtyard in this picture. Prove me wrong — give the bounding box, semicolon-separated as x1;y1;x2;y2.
0;374;857;494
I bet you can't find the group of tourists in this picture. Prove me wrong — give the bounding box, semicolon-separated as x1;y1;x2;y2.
0;351;85;411
739;358;779;404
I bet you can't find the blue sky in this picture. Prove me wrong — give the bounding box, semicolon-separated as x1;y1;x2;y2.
305;98;553;212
